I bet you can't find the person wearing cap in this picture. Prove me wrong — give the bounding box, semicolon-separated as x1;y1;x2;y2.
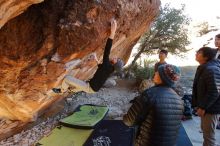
192;47;220;146
123;64;183;146
52;19;118;94
154;49;168;73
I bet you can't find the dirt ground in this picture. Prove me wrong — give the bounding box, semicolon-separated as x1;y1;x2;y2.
0;78;219;146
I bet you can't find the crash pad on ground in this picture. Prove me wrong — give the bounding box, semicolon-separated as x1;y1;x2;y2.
60;105;108;129
177;124;193;146
36;126;93;146
83;120;135;146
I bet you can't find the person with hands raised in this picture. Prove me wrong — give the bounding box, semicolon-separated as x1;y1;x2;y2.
52;19;119;94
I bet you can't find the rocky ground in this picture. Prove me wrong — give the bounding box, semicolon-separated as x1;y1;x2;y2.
0;79;139;146
0;74;220;146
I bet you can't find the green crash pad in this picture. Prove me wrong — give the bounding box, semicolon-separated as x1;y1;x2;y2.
36;126;93;146
60;105;108;128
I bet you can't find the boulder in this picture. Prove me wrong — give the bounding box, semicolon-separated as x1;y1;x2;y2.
0;0;160;122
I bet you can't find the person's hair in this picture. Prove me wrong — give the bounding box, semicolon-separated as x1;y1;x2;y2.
159;49;168;55
215;34;220;39
197;47;216;61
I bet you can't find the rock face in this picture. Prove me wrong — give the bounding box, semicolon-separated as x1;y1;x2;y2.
0;0;160;122
0;0;44;29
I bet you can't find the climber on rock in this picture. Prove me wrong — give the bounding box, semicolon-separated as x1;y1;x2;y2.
52;18;120;94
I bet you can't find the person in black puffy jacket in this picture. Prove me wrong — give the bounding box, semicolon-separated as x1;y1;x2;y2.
123;64;183;146
192;47;220;146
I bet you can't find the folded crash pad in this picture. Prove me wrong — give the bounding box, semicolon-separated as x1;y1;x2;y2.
60;105;108;129
177;124;193;146
83;120;135;146
36;126;93;146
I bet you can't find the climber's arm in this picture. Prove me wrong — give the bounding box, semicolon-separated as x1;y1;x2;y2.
102;19;117;64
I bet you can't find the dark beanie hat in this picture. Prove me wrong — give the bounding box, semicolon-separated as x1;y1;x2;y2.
158;64;180;87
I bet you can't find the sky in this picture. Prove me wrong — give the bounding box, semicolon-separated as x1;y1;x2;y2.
128;0;220;67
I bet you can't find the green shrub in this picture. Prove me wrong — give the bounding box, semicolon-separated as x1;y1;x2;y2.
133;65;154;80
126;59;155;80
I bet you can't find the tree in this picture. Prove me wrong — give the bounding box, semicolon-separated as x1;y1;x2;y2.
195;21;219;37
129;4;191;70
194;21;219;46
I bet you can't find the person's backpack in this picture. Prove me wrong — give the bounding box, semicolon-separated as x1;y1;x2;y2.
182;94;193;120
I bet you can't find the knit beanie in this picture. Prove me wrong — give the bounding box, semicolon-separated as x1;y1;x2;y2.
158;64;181;87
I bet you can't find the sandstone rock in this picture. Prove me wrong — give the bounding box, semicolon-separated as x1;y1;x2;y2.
1;78;141;143
0;0;44;29
0;0;160;123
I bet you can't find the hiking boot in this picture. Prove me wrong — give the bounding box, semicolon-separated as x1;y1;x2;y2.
52;88;62;93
